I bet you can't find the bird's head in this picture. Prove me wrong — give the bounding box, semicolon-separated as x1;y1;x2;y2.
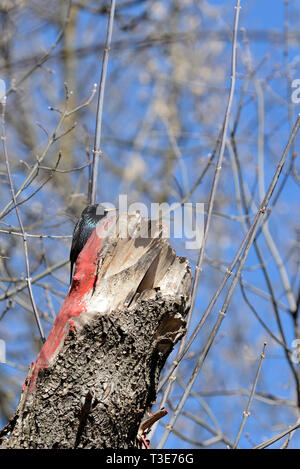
81;204;117;222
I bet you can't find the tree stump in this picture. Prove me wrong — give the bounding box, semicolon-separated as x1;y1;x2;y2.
0;212;192;449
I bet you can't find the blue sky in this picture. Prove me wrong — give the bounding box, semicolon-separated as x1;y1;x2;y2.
1;0;300;449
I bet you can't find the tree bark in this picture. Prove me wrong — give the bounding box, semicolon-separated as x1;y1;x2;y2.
0;212;191;449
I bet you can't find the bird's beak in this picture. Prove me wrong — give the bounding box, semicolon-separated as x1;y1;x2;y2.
105;207;118;212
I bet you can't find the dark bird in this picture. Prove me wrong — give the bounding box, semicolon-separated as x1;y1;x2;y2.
69;204;116;284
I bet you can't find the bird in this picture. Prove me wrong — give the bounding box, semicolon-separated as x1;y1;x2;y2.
69;204;116;284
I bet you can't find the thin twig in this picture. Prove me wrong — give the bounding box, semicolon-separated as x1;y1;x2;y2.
166;397;233;448
229;134;300;399
240;283;291;352
0;260;68;301
1;98;45;343
0;229;71;239
157;114;300;447
253;421;300;449
189;0;241;320
155;0;241;418
3;153;63;219
238;31;296;312
206;254;291;314
5;1;72;97
233;342;267;448
0;84;97;221
90;0;116;204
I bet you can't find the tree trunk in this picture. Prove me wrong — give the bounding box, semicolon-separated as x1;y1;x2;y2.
0;212;192;449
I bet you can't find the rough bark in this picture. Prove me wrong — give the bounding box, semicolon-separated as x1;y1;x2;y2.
0;212;191;449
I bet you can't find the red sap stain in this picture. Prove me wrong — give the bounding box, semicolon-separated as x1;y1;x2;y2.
26;216;117;395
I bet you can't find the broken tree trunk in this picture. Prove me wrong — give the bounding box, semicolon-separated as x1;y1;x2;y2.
0;212;192;449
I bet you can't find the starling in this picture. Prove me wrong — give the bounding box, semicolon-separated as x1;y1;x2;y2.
69;204;116;284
